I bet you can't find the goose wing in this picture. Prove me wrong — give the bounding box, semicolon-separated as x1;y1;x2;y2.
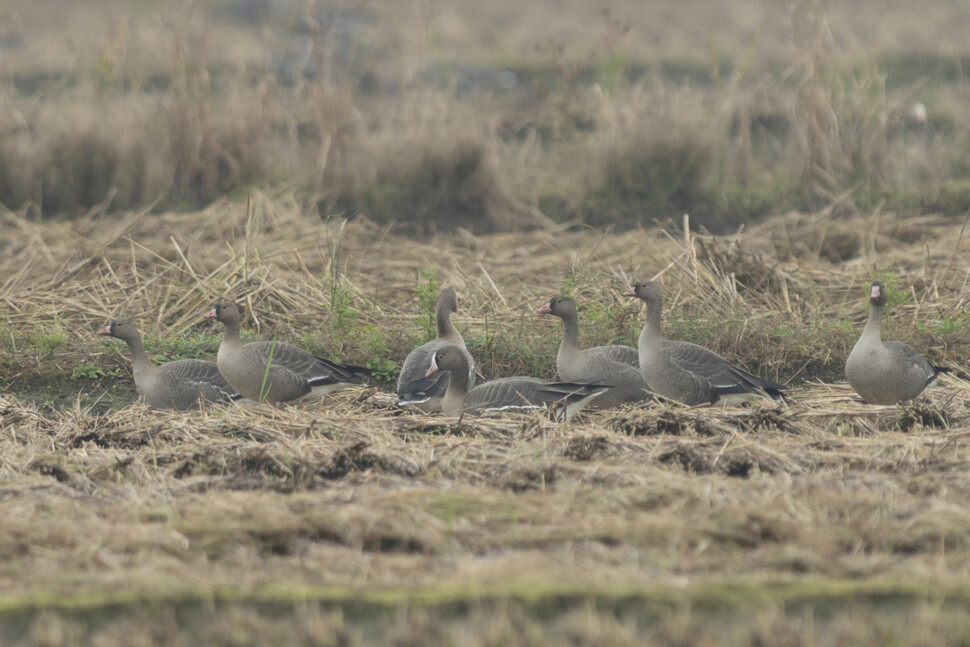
466;377;607;419
247;341;368;388
162;359;241;403
884;341;938;386
597;344;639;368
667;340;784;397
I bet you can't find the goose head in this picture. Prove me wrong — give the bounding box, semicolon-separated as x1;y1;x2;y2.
205;302;243;325
537;295;577;319
868;281;887;307
98;319;141;343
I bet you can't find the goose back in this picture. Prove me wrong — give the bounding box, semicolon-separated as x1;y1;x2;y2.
463;377;607;420
147;359;241;410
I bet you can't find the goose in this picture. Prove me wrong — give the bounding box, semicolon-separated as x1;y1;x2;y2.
537;295;651;407
844;280;939;404
425;345;607;420
623;281;785;406
205;302;369;404
99;319;241;410
397;288;476;411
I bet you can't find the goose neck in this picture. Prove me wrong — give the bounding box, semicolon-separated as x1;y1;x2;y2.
560;310;580;349
436;307;460;342
862;302;884;340
642;300;662;338
441;365;469;416
220;318;243;347
125;334;155;378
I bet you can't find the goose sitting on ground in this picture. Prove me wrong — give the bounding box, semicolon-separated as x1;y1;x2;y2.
99;319;241;410
537;295;650;407
425;346;607;420
845;280;939;404
205;302;369;404
623;281;785;406
397;287;476;412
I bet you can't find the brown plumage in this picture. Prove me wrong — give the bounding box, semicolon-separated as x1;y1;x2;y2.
99;319;240;410
397;288;476;411
623;281;785;406
426;345;607;421
205;302;368;404
845;280;938;404
538;295;650;407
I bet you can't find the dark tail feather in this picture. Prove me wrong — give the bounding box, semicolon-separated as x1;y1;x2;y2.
727;366;786;400
541;379;611;421
313;356;370;384
538;379;612;400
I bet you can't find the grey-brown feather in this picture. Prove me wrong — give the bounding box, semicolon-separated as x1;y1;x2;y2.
148;360;239;409
397;288;474;412
397;340;475;410
846;339;936;404
102;318;240;410
627;281;784;406
209;302;367;404
431;345;605;420
597;345;640;366
845;281;938;405
667;342;783;393
556;349;650;408
464;377;606;419
541;296;650;408
230;341;366;402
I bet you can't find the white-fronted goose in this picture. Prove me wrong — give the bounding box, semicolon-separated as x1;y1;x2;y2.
426;346;607;420
623;281;785;406
99;319;241;410
537;295;650;407
845;280;938;404
205;302;369;404
397;288;476;411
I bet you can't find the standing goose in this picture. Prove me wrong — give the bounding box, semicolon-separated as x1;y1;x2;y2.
623;281;785;406
99;319;241;410
397;288;476;411
425;346;607;421
845;280;939;404
537;295;651;407
205;302;369;404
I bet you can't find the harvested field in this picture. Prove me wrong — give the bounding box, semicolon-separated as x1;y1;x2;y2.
3;200;970;644
5;0;970;643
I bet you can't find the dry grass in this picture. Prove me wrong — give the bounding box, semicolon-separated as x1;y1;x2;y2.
3;195;970;642
3;382;970;644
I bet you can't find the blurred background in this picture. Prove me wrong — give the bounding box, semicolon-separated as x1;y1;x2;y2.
1;0;969;233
